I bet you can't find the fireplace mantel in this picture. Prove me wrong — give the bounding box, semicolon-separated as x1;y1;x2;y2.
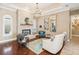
20;24;33;26
18;24;32;34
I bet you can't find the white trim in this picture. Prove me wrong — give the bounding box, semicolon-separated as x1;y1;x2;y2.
0;4;30;12
42;7;70;16
0;4;16;12
72;35;79;37
0;38;16;44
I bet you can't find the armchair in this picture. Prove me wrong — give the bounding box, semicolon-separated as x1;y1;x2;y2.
39;31;46;38
17;34;29;47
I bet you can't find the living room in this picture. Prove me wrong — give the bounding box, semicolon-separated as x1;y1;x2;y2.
0;3;79;55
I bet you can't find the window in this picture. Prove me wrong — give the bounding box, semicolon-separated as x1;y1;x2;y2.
3;15;12;36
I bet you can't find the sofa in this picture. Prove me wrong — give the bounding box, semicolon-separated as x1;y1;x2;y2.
42;32;67;54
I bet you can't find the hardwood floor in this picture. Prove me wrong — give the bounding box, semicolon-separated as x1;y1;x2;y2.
61;36;79;55
0;40;52;55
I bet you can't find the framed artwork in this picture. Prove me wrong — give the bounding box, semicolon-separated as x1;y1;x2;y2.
44;16;49;30
49;15;56;32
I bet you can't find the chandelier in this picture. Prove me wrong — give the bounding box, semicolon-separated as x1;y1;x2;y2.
33;3;42;18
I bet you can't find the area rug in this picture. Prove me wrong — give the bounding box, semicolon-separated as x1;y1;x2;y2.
27;39;43;54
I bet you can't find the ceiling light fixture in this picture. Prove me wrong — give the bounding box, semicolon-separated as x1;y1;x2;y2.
33;3;42;18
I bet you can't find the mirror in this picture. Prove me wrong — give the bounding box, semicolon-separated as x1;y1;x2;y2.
3;15;12;36
49;15;56;32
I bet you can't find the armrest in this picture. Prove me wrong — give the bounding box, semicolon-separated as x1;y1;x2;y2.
43;37;64;54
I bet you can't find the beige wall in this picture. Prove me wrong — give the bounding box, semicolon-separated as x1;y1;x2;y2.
37;11;70;39
0;8;17;40
56;11;70;38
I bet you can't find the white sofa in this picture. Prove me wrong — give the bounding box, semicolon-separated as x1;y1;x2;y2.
42;32;67;54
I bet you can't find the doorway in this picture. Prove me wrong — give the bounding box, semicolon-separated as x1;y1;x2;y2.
71;15;79;36
70;10;79;43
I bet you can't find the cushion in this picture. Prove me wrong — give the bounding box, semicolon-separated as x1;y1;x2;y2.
51;36;55;41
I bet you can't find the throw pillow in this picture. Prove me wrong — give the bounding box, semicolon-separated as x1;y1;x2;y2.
51;36;55;41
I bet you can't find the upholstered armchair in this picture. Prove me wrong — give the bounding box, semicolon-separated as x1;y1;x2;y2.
17;34;29;47
39;31;46;38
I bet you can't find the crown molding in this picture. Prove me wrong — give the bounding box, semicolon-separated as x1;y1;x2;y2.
0;4;70;16
0;4;17;12
42;6;70;16
0;4;30;13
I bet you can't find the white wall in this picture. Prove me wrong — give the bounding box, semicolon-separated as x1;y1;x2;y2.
0;8;17;41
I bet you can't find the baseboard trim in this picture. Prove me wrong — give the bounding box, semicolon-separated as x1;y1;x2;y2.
0;38;16;44
72;35;79;37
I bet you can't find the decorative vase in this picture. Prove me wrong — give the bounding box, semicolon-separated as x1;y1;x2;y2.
25;17;29;25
